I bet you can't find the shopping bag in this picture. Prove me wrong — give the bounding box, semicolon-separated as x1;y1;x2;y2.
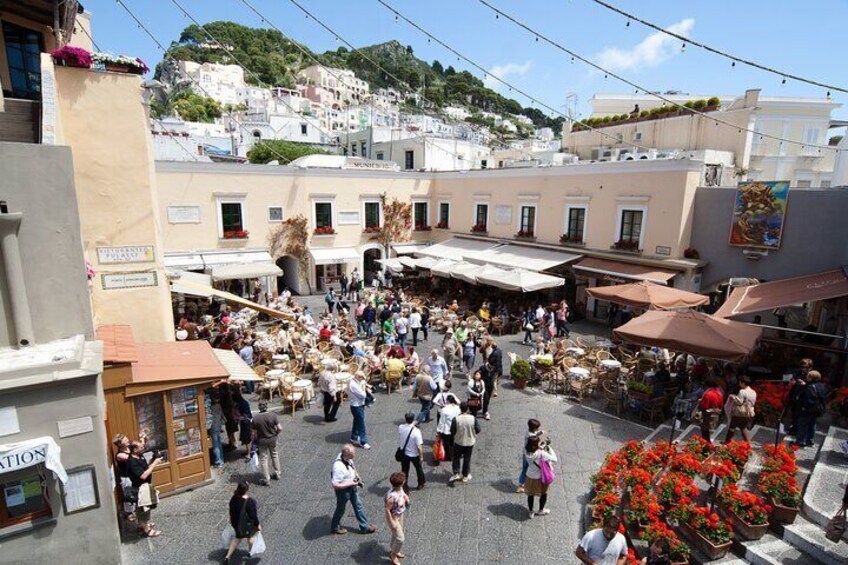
825;509;847;542
538;458;556;486
221;524;236;547
249;452;259;473
433;436;445;462
250;531;267;556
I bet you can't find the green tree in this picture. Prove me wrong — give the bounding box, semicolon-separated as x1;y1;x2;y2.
431;60;444;76
172;92;222;123
246;140;330;164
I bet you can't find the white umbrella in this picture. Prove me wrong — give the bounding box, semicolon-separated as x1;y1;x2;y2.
398;256;419;269
477;268;564;293
453;263;505;284
376;258;405;272
430;259;458;278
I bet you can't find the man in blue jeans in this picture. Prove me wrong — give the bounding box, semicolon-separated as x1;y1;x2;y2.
330;444;377;535
348;372;371;449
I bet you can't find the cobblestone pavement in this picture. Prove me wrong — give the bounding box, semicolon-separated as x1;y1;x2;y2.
122;298;650;564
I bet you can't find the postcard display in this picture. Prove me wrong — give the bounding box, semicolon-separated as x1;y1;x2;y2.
170;386;202;459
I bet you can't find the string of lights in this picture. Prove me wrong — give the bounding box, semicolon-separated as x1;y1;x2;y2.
114;0;304;165
374;0;660;154
235;0;529;166
169;0;341;155
476;0;839;153
589;0;846;96
279;0;537;162
75;14;203;163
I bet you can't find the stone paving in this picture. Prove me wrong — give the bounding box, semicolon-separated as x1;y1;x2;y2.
122;298;650;564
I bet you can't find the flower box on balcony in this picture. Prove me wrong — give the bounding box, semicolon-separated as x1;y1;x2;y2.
222;230;249;240
51;46;92;69
92;52;149;75
514;231;535;241
559;234;585;246
313;226;336;236
612;240;641;253
414;225;432;232
435;221;449;230
471;224;488;234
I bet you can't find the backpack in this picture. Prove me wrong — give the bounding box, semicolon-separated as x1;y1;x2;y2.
803;385;825;417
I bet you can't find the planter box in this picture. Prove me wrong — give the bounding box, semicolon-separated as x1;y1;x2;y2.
678;522;732;561
560;240;585;247
105;63;130;73
719;504;768;540
759;412;780;428
627;390;651;402
769;498;799;524
515;236;536;242
512;380;527;390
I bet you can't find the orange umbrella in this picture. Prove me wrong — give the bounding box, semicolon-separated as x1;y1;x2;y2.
613;310;762;362
587;280;708;310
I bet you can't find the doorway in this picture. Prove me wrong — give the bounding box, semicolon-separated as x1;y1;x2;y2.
363;247;383;286
276;256;301;295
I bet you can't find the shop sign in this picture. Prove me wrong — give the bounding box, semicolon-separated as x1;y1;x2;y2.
495;205;512;224
0;437;68;483
655;246;671;256
101;271;158;290
97;245;155;264
337;211;360;225
167;206;201;224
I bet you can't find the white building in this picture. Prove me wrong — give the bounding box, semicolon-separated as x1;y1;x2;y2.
342;127;492;171
177;61;247;106
151;118;230;162
443;106;472;121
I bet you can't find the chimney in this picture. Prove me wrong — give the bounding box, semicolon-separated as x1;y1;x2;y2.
0;202;34;347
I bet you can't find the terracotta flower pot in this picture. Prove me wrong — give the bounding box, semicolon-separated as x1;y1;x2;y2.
719;504;768;540
769;498;799;524
678;522;732;561
513;379;527;390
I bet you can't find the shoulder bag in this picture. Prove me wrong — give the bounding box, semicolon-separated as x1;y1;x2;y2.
534;453;556;486
825;506;847;542
395;427;415;462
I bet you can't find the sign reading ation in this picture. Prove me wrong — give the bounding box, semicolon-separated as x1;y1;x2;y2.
97;245;155;264
101;271;158;290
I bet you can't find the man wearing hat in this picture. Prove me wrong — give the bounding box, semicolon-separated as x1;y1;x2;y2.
251;400;282;485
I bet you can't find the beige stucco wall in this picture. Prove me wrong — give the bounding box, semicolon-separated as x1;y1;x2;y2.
55;66;174;342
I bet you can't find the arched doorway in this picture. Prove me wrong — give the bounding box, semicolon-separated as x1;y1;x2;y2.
362;246;383;287
276;255;301;295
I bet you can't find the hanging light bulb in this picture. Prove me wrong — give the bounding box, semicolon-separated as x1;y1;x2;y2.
495;13;499;19
626;19;630;27
781;77;787;85
604;73;608;79
681;42;686;52
570;56;575;64
731;61;736;68
535;36;539;42
394;14;399;22
827;90;831;99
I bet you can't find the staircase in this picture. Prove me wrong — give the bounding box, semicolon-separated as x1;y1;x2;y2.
642;422;848;564
0;98;40;143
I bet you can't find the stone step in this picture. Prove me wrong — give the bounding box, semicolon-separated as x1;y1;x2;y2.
802;425;848;529
743;533;820;565
782;515;848;565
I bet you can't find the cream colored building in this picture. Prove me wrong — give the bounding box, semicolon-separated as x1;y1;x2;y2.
176;61;247;106
563;89;840;188
298;64;370;107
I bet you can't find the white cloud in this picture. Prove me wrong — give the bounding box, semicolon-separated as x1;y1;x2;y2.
484;60;534;90
594;18;695;72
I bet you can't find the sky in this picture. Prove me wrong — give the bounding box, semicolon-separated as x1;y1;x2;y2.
85;0;848;123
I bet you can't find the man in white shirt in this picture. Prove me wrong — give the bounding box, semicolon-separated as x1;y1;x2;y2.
318;369;340;423
348;372;371;449
396;412;424;492
395;313;409;349
575;515;628;565
424;349;449;385
535;304;545;322
330;444;377;535
409;308;422;346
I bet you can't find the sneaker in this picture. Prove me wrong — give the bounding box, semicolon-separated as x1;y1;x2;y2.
362;443;372;450
332;527;348;535
483;413;491;420
461;474;472;483
528;509;535;519
360;525;377;534
448;474;462;483
223;558;230;565
536;508;550;516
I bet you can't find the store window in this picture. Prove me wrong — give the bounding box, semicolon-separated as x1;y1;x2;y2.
364;201;381;229
566;207;586;241
314;202;333;229
376;152;384;161
1;468;52;527
170;387;202;459
619;209;644;244
361;142;367;158
300;123;308;136
475;204;489;231
413;202;429;230
519;205;536;235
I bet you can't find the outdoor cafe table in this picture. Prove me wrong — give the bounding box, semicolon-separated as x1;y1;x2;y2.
565;347;586;358
568;367;591;381
293;378;315;404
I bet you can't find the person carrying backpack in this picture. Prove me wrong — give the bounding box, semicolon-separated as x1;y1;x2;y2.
794;370;826;448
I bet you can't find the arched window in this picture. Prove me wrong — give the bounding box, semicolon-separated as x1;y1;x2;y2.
252;130;262;141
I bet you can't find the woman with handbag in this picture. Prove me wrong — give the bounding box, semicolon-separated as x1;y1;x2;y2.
724;375;757;443
522;307;535;346
466;371;485;418
126;441;163;538
224;481;262;565
524;436;557;519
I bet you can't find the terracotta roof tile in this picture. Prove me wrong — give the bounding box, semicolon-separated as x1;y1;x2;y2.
131;341;228;384
96;324;139;363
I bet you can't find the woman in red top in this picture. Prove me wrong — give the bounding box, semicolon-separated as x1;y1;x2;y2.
697;377;724;443
318;323;333;342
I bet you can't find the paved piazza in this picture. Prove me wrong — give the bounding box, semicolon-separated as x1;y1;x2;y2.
122;300;650;564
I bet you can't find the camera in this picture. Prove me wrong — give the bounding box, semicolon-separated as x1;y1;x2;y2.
354;476;364;488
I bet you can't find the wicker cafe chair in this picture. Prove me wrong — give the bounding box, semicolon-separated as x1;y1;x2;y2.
489;317;505;336
566;374;592;404
280;379;305;416
602;379;623;417
639;395;666;425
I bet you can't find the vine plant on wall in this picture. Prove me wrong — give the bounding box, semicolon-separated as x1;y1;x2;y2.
372;193;413;258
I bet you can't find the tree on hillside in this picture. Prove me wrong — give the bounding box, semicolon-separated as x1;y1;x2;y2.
431;60;444;76
170;92;222;122
444;65;456;76
247;140;330;164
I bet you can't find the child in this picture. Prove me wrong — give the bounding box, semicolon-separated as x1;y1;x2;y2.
384;472;410;565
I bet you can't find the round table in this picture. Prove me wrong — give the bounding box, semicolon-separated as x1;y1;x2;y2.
600;359;622;369
266;369;285;378
321;358;338;367
595;340;614;349
530;354;554;363
565;347;586;358
569;367;591;380
335;372;353;386
293;378;315;403
272;354;288;361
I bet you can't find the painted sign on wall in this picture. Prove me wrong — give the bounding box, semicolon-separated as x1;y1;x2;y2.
101;272;158;290
97;245;155;264
729;181;790;249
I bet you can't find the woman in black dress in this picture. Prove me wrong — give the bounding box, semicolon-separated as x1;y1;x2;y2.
224;481;261;565
126;441;163;537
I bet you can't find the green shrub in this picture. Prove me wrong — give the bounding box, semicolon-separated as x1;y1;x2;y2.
511;359;532;382
639;110;649;117
683;101;694;109
649;107;662;116
707;96;720;107
602;116;612;123
627;380;652;394
692;99;707;110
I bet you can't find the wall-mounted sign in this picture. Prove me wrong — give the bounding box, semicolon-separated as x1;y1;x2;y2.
57;416;94;439
0;406;20;438
101;271;158;290
729;181;789;249
97;245;155;264
655;246;672;256
494;205;512;225
337;211;361;225
167;206;202;224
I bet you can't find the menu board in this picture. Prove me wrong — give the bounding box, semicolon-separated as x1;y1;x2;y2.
134;394;168;460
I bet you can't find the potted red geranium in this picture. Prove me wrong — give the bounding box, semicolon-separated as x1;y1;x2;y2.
669;453;703;478
681;435;714;461
470;223;487;233
759;444;802;523
643;521;691;565
655;472;699;508
627;485;662;535
716;484;770;540
680;506;733;560
435;220;449;229
313;226;336;235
